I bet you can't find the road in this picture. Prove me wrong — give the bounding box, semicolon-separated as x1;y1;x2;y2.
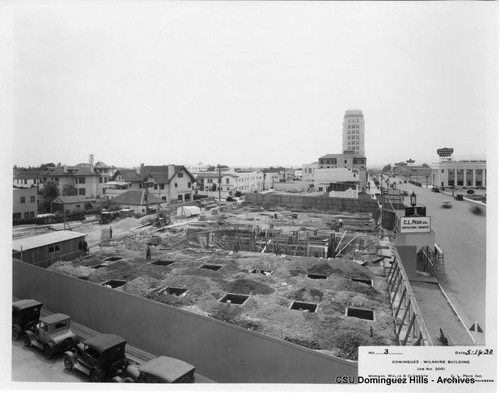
396;181;487;342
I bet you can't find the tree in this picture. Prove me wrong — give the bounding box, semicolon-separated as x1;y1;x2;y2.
62;184;78;196
421;163;430;168
40;182;60;213
382;164;392;173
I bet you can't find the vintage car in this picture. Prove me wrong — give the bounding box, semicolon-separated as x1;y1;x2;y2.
441;201;453;209
431;187;440;193
63;333;129;382
23;313;80;358
12;299;43;340
454;194;464;201
112;355;195;383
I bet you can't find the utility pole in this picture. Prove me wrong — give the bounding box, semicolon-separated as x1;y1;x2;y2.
217;164;221;203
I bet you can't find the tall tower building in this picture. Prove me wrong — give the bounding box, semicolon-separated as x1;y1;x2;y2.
342;109;365;156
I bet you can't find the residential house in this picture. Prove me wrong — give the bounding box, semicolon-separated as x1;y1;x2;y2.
13;186;38;222
50;196;96;214
109;164;195;205
109;189;164;215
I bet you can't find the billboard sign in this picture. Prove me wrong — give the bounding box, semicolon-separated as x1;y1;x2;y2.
437;147;454;157
399;216;431;233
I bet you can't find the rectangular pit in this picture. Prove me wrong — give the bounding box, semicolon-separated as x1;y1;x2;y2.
250;269;272;276
307;274;327;280
105;257;123;262
102;280;127;289
201;264;223;271
351;278;373;286
290;301;318;313
166;287;187;296
219;293;249;305
346;307;374;321
152;260;175;267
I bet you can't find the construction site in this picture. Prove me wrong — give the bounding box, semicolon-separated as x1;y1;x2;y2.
17;195;398;361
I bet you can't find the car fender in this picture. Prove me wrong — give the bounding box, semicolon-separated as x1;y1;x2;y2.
24;329;36;341
63;349;78;362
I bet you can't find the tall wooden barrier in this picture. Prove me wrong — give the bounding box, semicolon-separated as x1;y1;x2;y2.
13;260;357;383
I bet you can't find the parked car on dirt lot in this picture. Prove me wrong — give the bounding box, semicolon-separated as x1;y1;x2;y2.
112;355;196;383
63;333;129;382
441;201;453;208
12;299;43;340
23;313;80;358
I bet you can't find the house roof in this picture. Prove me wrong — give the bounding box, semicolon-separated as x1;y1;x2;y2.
111;190;162;205
12;231;87;252
51;196;95;204
112;169;144;182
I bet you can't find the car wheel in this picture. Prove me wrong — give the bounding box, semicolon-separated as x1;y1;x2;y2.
109;360;124;376
23;334;31;347
90;369;102;383
63;355;74;371
44;345;53;359
12;327;20;341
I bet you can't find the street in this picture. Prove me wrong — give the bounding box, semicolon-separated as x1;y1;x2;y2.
396;182;487;342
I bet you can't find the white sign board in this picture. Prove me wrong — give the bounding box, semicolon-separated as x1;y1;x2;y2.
399;216;431;233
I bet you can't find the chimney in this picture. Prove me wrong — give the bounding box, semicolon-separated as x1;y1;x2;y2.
89;154;95;173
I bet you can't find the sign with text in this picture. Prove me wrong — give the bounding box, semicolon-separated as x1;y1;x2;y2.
399;216;431;233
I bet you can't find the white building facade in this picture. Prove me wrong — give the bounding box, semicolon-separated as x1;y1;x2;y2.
342;109;365;156
431;160;487;188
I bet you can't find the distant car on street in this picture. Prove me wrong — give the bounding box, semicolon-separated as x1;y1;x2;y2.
431;187;440;193
441;201;453;209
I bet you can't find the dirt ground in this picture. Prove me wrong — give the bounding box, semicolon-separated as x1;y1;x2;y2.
41;204;397;360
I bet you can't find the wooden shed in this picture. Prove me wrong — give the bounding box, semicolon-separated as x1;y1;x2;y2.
12;231;87;268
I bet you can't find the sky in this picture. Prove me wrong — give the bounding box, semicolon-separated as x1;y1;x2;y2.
5;1;498;169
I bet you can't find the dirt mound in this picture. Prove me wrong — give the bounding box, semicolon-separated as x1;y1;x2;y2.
291;288;324;302
222;279;275;295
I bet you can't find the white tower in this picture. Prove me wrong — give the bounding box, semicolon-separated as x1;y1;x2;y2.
342;109;365;156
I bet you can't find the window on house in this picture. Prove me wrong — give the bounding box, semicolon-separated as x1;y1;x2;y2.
175;183;177;188
178;195;183;201
13;213;21;220
24;179;27;184
185;193;191;201
162;196;167;201
187;182;191;188
79;177;85;184
441;169;444;173
20;197;25;203
178;172;183;178
319;187;323;191
30;212;34;218
24;212;29;219
160;184;164;190
79;188;85;195
154;184;158;190
226;178;229;184
30;196;35;203
99;177;103;183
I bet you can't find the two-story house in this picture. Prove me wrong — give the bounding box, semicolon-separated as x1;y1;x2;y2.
108;164;195;204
